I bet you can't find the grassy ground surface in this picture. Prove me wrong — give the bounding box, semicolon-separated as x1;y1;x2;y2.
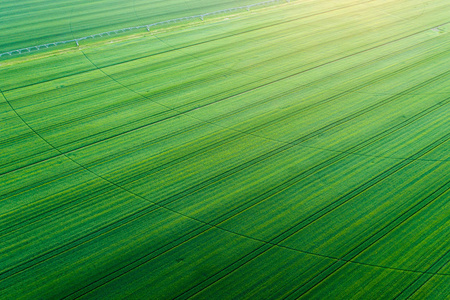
0;0;272;52
0;0;449;298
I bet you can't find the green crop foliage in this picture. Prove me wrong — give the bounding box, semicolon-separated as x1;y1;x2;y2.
0;0;449;299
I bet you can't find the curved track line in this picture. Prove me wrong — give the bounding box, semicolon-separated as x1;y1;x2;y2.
2;18;449;181
5;66;444;297
1;2;448;299
174;134;450;299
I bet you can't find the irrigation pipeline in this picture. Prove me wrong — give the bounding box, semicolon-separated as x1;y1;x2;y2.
1;0;449;296
0;0;290;58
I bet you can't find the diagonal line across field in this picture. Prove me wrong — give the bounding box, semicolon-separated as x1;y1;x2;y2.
1;0;449;298
394;250;450;299
1;0;383;92
1;83;449;297
2;83;448;296
2;61;449;202
66;132;450;299
1;18;449;178
0;0;287;58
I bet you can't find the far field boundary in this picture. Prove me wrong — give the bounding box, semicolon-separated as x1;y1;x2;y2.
0;0;293;59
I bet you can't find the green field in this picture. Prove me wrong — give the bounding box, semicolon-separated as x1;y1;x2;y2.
0;0;449;298
0;0;266;52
